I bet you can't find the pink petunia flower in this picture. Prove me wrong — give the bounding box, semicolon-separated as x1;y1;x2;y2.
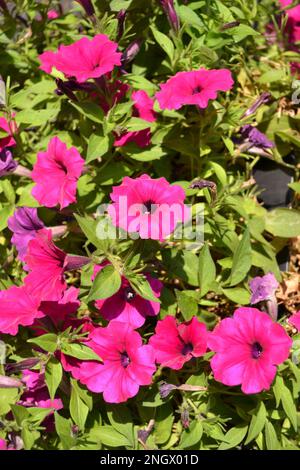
39;35;122;83
149;316;208;370
32;287;81;335
0;439;7;451
0;116;16;151
66;322;156;403
92;264;162;328
47;9;59;20
289;311;300;331
114;90;156;148
156;69;234;110
108;174;190;240
31;136;84;210
20;369;63;411
24;229;67;301
279;0;300;44
0;285;44;335
208;307;292;394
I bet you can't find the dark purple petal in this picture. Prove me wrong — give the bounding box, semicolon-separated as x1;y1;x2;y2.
240;125;274;149
74;0;95;16
0;148;17;177
160;0;180;32
8;207;45;262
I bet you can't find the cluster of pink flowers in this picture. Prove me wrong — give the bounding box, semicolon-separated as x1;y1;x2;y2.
0;31;295;410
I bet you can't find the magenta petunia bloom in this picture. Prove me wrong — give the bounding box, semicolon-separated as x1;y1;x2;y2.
156;69;234;110
24;229;67;301
69;322;156;403
0;285;44;335
208;307;292;394
32;287;80;335
0;439;7;451
39;35;122;83
289;311;300;331
108;174;190;240
249;272;279;305
279;0;300;44
31;136;84;210
8;207;45;262
20;369;63;411
92;264;162;328
0;116;16;151
114;90;156;148
149;316;208;370
47;9;59;20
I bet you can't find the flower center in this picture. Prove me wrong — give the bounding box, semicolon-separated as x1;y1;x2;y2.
120;351;130;368
124;286;136;302
142;199;156;215
54;160;68;174
181;342;194;356
192;86;203;95
251;342;263;359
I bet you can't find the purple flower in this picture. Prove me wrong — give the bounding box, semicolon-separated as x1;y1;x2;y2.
249;273;279;304
121;39;142;66
240;125;274;149
241;92;271;119
117;9;126;40
74;0;95;17
160;0;180;32
159;381;176;398
8;207;44;262
0;148;17;177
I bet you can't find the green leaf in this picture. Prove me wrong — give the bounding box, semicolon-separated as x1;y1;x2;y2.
228;229;252;286
74;213;106;250
150;26;174;62
126;273;160;303
0;388;19;415
218;425;248;450
198;243;216;296
15;108;60;126
222;286;251;305
70;379;89;430
86;134;111;163
179;420;203;449
265;208;300;238
176;290;198;321
281;384;297;431
45;357;63;400
93;425;131;447
87;264;121;302
264;421;280;450
28;333;58;353
60;342;102;362
54;412;76;450
107;404;135;447
154;403;174;445
70;102;104;123
125;117;153;132
245;402;267;445
230;25;260;43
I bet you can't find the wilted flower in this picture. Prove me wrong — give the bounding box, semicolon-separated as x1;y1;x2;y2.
117;9;127;40
239;125;274;150
249;273;279;304
241;92;271;119
121;39;142;66
159;381;177;398
0;148;17;177
8;207;45;263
